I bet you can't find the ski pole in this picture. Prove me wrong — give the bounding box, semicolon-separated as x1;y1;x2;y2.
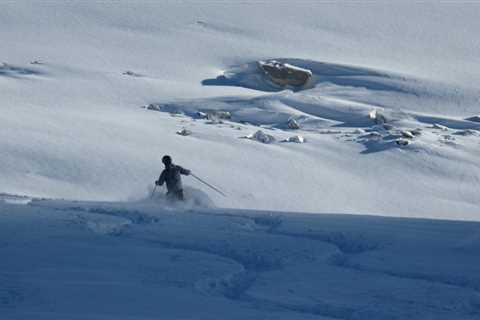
150;185;158;198
191;173;227;197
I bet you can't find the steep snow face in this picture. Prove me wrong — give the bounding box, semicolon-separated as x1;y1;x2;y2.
1;2;480;219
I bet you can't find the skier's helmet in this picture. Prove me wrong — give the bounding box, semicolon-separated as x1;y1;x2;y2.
162;155;172;166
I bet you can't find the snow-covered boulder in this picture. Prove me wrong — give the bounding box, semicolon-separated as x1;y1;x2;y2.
258;60;312;87
207;111;231;120
401;130;415;139
176;128;192;136
396;138;410;146
352;128;366;134
361;131;382;140
432;123;449;131
369;109;388;124
411;128;423;136
283;135;305;143
205;111;232;124
196;111;208;119
455;129;480;136
244;130;276;144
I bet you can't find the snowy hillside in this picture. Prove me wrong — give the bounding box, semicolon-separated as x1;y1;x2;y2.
1;1;480;219
1;2;480;319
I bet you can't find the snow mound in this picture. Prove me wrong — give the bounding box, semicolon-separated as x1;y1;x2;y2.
282;135;306;143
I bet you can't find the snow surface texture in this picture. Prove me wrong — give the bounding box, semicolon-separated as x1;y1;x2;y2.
2;198;480;320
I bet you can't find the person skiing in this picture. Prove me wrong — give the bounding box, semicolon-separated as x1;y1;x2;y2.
155;155;190;201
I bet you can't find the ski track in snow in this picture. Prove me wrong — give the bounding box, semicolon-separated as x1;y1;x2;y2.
2;197;477;319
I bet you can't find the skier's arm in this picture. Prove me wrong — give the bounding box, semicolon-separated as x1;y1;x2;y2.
156;171;166;186
178;166;191;176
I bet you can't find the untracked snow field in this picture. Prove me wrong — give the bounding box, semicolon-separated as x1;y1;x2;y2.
1;1;480;319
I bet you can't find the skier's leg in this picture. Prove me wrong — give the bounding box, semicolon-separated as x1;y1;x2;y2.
176;190;185;201
166;191;175;203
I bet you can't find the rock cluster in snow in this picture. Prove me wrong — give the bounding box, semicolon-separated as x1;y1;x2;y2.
244;130;276;144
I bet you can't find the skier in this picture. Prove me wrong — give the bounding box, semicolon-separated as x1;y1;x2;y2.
155;155;191;201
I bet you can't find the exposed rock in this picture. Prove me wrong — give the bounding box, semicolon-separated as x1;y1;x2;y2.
455;129;480;136
244;130;275;144
318;129;342;134
196;111;208;119
432;123;449;131
287;118;300;129
439;135;456;146
396;139;410;146
383;124;394;130
440;135;456;142
144;103;185;116
401;130;415;139
176;128;192;136
411;128;423;136
258;60;312;87
361;132;382;140
204;111;232;124
369;109;388;125
123;70;141;77
207;111;231;120
466;115;480;123
230;125;242;130
352;128;366;134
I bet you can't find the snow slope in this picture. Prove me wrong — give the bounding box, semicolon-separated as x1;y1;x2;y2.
1;1;480;219
1;197;480;319
2;2;480;319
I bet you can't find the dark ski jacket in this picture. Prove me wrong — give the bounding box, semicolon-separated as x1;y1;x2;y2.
157;164;190;193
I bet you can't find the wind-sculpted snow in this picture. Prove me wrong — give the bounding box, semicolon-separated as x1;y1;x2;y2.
202;59;407;93
0;63;44;79
147;58;480;159
150;58;480;132
1;199;480;319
